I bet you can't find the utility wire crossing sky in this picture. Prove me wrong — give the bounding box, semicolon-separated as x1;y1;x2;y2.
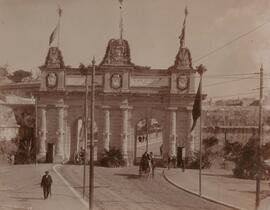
0;0;270;98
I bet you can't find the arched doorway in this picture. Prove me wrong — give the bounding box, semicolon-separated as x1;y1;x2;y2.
135;118;163;161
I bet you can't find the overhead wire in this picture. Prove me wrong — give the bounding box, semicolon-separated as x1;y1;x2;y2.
209;91;258;99
204;76;260;87
193;20;270;63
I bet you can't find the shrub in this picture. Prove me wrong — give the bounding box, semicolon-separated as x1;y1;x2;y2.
187;151;212;169
203;137;218;148
187;137;219;169
0;139;18;156
100;148;125;167
231;136;270;179
224;141;242;162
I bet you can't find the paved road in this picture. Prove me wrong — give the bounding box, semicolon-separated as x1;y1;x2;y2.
0;164;87;210
58;165;234;210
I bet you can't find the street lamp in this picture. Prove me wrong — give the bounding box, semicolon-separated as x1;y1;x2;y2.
89;57;96;210
79;63;89;198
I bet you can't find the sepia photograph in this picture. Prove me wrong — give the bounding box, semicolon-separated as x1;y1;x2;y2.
0;0;270;209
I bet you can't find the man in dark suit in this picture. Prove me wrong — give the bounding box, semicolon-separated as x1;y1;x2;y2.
40;171;53;199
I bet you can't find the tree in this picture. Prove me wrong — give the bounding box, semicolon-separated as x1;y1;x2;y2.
230;135;270;179
8;70;32;83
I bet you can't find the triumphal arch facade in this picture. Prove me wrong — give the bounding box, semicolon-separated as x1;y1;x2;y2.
34;35;201;165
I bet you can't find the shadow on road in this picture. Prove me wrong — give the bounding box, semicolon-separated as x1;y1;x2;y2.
9;196;43;201
72;185;110;189
114;173;141;179
202;173;233;179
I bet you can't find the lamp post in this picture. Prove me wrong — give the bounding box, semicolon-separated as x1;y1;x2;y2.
34;94;38;166
89;57;96;210
79;63;89;198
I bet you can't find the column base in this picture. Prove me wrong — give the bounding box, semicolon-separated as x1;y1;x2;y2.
54;154;64;163
37;153;46;163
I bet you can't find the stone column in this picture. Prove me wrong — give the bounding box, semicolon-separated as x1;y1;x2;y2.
168;107;177;157
55;105;65;162
37;105;47;161
102;106;111;152
120;101;132;165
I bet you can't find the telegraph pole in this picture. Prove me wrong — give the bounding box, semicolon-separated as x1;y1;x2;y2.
146;116;149;152
82;64;89;198
89;57;96;210
34;95;38;166
197;64;206;197
256;65;263;209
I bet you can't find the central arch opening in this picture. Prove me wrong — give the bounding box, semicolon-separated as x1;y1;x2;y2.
135;118;163;160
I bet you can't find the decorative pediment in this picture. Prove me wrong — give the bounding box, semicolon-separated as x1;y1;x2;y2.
173;47;192;70
44;47;65;69
100;39;133;66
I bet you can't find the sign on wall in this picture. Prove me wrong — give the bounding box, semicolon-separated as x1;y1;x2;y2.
130;76;169;87
66;75;103;86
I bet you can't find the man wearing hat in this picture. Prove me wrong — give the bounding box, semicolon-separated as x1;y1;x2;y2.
40;170;53;199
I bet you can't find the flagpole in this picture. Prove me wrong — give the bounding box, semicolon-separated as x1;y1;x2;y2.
57;6;62;48
197;65;206;197
119;0;123;41
199;72;202;196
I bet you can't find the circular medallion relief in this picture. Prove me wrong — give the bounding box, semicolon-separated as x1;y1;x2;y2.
177;75;189;90
46;72;58;88
111;73;122;89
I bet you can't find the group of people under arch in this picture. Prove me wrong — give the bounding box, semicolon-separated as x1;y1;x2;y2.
139;151;155;178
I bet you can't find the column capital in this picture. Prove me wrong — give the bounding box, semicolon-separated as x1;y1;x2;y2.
186;106;193;111
38;104;47;108
101;105;111;110
55;104;68;109
167;107;178;111
120;105;133;110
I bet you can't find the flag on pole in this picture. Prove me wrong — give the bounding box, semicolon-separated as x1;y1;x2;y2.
57;5;62;17
49;25;59;46
48;6;62;46
191;77;201;132
179;6;188;48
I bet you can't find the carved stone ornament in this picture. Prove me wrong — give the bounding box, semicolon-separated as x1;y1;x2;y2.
100;39;133;66
46;72;58;89
44;47;65;69
111;73;122;89
177;75;189;90
174;47;192;69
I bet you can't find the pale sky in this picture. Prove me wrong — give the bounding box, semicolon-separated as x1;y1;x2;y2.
1;0;270;99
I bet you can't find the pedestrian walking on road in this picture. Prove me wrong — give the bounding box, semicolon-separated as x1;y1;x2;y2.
40;170;53;200
149;152;155;177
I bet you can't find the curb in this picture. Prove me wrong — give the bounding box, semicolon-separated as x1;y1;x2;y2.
162;169;245;210
52;164;89;209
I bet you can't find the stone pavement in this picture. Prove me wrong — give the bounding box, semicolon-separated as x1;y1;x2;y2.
0;164;87;210
163;168;270;210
